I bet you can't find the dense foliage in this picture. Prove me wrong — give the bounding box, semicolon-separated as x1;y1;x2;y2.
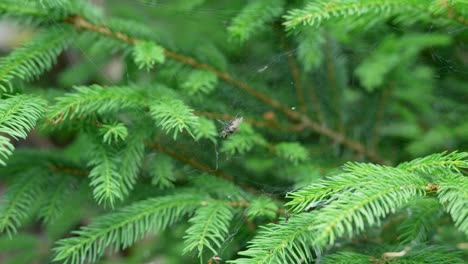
0;0;467;263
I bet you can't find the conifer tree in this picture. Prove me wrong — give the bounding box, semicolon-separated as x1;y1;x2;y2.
0;0;466;263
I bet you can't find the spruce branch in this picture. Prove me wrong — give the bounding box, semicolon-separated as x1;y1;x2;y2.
38;174;77;224
87;140;124;208
183;202;234;258
397;198;442;244
0;27;73;92
149;98;199;140
99;122;128;144
436;173;468;236
0;171;48;237
397;151;468;175
53;193;206;264
231;213;317;263
0;95;46;165
0;0;49;20
283;0;467;30
228;0;285;43
46;85;146;124
118;130;147;196
235;165;428;263
132;41;165;71
63;15;386;163
193;116;218;143
148;154;176;189
323;246;465;264
181;70;218;96
245;197;280;220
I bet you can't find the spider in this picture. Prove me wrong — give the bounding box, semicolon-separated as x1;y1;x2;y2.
219;115;243;138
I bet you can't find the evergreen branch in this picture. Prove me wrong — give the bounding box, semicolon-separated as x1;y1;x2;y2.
235;168;426;263
183;202;234;258
149;154;176;189
99;122;128;145
283;0;443;30
0;95;46;165
38;174;76;224
323;246;465;264
118;130;147;195
397;198;442;244
220;123;266;155
63;14;387;163
181;70;218;96
193;116;218;143
285;172;367;213
0;0;49;19
355;34;451;91
38;0;67;8
53;193;206;264
46;85;146;124
0;28;73;92
398;151;468;175
310;172;426;246
149;98;199;140
394;245;465;263
231;213;316;263
228;0;284;42
287;152;459;214
132;41;165;71
321;251;373;263
245;197;279;220
0;171;47;237
274;142;309;164
87;141;124;208
436;173;468;236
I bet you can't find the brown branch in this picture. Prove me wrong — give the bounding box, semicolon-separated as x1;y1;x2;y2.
307;81;326;126
369;84;393;151
276;23;307;114
48;164;89;177
164;49;298;119
64;15;387;164
195;111;304;132
323;34;344;134
148;141;233;181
